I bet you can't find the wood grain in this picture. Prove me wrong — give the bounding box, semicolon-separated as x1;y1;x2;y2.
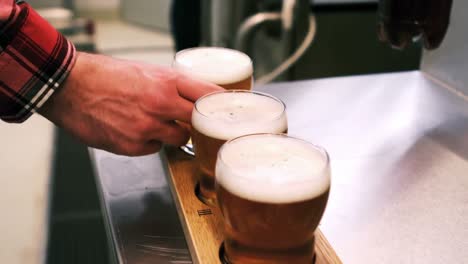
163;146;341;264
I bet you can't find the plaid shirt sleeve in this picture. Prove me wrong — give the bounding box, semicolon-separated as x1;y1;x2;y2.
0;0;76;123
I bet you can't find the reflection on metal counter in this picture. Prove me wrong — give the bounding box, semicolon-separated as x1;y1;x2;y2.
89;153;192;264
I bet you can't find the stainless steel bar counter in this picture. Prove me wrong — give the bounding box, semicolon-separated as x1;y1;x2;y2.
89;71;468;264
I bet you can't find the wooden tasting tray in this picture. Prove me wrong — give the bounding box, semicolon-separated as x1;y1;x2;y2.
162;146;342;264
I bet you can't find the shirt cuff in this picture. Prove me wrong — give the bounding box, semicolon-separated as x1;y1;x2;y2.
0;2;76;123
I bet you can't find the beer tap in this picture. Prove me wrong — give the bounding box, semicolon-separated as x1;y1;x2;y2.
235;0;315;84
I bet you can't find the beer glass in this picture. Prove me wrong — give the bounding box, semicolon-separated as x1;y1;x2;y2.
173;47;254;155
192;91;287;205
216;133;331;264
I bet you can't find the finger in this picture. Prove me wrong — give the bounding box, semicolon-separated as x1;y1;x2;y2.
158;97;193;123
176;72;224;102
151;121;190;147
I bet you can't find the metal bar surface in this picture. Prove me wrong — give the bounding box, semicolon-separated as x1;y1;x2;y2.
90;70;468;264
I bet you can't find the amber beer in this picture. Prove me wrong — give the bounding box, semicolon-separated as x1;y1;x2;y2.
191;91;287;205
216;134;331;264
173;47;253;90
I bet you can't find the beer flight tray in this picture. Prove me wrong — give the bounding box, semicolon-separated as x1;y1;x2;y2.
162;146;342;264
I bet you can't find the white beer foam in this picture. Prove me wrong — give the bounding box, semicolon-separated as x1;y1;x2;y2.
174;47;253;85
216;134;330;204
192;92;287;140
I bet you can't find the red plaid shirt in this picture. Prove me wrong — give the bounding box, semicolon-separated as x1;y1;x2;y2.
0;0;76;122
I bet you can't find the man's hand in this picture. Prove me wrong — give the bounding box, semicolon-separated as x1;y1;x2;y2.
40;52;222;156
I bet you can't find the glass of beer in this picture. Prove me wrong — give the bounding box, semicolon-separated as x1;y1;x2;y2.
216;133;331;264
174;47;254;156
174;47;253;90
192;91;287;205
